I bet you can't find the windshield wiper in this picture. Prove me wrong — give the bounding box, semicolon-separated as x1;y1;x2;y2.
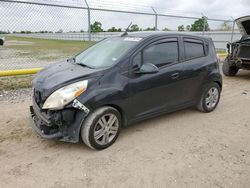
76;62;95;69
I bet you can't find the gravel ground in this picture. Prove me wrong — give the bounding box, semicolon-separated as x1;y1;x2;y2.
0;69;250;188
0;88;32;103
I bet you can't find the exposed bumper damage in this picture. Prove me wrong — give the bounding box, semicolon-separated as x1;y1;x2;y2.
226;16;250;70
30;99;89;143
227;38;250;69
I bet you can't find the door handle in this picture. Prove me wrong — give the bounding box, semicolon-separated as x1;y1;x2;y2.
171;73;179;79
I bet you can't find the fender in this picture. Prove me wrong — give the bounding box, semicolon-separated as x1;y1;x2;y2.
76;83;130;126
206;68;223;89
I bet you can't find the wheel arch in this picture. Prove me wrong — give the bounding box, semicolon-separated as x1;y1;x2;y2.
100;103;128;127
214;80;222;90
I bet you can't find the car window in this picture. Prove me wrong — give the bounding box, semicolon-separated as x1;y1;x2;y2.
184;38;205;60
143;41;179;67
75;37;139;68
132;52;142;68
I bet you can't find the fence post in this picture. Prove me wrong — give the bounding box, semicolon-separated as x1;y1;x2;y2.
84;0;91;41
230;17;235;42
202;14;207;35
151;7;158;31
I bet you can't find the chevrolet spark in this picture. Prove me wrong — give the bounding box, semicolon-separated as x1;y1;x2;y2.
30;32;222;150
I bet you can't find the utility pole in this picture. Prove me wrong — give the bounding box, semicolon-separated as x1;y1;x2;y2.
151;7;158;31
202;13;207;36
84;0;91;41
230;17;235;42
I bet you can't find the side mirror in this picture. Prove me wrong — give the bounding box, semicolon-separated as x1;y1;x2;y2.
135;63;159;74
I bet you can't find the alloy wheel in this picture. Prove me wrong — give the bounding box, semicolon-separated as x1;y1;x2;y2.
93;113;119;145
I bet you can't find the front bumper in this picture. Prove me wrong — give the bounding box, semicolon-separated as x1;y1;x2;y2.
30;100;89;143
30;105;63;140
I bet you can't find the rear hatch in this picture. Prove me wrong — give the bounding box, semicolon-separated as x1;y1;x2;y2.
236;16;250;36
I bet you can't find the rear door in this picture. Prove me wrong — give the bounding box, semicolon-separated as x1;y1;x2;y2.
179;37;210;103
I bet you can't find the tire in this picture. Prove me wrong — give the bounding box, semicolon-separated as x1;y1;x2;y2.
81;106;121;150
197;82;221;113
222;56;239;76
0;39;3;46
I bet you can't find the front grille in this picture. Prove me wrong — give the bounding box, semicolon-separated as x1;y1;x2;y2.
238;45;250;59
34;89;43;107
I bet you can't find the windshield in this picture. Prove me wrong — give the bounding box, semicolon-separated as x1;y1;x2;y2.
75;37;141;68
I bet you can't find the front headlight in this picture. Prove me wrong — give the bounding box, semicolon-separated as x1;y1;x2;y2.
42;80;88;110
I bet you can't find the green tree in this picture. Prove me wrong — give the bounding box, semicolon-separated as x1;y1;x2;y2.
90;21;103;33
220;21;232;31
144;27;156;31
0;31;9;34
178;25;185;31
162;27;171;31
129;24;141;32
107;27;122;32
56;29;63;33
20;31;32;34
190;17;210;31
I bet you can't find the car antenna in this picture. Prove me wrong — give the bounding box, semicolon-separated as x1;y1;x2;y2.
121;22;132;37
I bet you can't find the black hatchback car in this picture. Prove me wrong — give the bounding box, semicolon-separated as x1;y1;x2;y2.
30;32;222;150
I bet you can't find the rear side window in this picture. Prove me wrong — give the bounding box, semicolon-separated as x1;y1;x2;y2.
184;38;205;60
143;40;178;67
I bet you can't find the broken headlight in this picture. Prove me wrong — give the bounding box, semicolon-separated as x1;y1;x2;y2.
42;80;88;110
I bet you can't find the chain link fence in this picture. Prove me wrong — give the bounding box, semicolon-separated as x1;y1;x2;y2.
0;0;241;71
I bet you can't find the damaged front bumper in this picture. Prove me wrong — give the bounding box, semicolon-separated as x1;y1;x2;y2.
30;99;89;143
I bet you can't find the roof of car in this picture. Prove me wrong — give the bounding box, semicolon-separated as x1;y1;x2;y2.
126;31;211;40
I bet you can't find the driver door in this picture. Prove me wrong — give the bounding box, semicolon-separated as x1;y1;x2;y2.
128;37;184;120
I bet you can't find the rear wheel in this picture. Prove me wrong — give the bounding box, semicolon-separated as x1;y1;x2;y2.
197;83;221;113
223;56;239;76
81;106;121;150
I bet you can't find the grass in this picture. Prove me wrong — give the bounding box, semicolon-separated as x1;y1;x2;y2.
1;37;96;91
5;36;95;61
0;75;33;90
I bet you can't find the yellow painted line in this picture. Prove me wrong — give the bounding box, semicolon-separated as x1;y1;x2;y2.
0;68;42;77
217;53;228;57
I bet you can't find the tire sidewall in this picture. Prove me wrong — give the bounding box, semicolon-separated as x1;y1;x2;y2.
82;107;122;150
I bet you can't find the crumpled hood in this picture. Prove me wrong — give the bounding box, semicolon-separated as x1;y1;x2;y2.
33;60;104;98
236;16;250;36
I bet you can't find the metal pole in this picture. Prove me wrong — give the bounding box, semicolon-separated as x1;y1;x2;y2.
151;7;158;31
202;13;206;35
84;0;91;41
230;17;235;42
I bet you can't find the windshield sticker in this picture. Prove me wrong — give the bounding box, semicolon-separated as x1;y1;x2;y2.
124;37;142;42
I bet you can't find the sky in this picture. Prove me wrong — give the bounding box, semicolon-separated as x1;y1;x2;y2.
0;0;249;32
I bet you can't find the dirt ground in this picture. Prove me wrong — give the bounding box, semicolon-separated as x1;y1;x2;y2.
0;70;250;188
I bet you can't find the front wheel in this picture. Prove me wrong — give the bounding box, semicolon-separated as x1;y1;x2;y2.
81;106;121;150
197;83;221;113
